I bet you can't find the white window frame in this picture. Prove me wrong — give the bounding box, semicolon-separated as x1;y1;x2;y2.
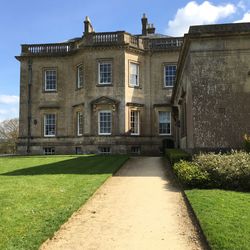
77;64;84;88
98;61;112;85
164;65;176;88
130;110;140;135
77;112;83;136
44;114;56;137
129;62;139;87
98;110;112;135
44;69;57;91
159;111;171;135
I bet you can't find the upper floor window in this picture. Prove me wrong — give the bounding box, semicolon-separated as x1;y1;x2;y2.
77;112;83;136
98;110;112;135
164;65;176;87
159;111;171;135
44;114;56;137
129;62;139;87
77;65;84;88
45;69;57;91
130;110;140;135
98;61;112;84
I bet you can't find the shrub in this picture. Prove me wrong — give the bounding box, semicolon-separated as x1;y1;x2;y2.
193;151;250;191
172;151;250;191
165;148;192;164
173;161;210;188
243;134;250;153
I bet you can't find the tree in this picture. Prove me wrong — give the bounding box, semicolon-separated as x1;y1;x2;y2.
0;118;19;154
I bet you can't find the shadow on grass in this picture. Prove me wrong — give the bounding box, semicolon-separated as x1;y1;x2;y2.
1;155;126;176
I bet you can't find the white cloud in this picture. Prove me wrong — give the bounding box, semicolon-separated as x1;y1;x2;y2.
166;1;236;36
0;95;19;104
0;106;19;122
234;11;250;22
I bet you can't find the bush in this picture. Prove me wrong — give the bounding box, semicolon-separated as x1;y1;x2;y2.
165;149;192;164
173;161;210;188
172;151;250;191
193;151;250;191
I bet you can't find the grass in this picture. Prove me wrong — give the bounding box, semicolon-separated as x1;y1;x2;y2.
186;189;250;250
0;155;128;250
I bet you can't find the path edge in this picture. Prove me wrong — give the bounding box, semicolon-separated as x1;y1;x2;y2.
166;160;211;250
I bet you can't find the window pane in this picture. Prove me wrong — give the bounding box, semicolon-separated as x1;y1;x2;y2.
45;70;57;91
99;147;111;154
99;111;112;134
164;65;176;87
130;110;139;135
159;111;171;134
43;147;55;155
44;114;56;136
130;63;139;86
99;62;112;84
77;112;83;135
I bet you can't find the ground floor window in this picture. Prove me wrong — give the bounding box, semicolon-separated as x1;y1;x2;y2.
130;110;140;135
159;111;171;135
44;114;56;137
98;147;111;154
131;146;141;154
43;147;55;155
77;112;83;136
99;111;112;135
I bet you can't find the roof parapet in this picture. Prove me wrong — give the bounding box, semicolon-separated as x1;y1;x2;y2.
188;22;250;36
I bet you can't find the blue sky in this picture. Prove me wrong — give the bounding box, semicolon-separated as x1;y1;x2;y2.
0;0;250;121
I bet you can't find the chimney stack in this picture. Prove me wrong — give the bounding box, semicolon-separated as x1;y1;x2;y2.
141;13;148;36
147;23;155;34
84;16;94;35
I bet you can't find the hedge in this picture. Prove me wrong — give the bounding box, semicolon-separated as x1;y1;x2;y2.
173;151;250;191
165;148;192;164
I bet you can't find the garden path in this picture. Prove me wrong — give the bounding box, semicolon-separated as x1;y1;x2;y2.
40;157;205;250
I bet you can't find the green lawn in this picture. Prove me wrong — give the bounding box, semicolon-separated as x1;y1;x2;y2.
0;155;128;250
186;189;250;250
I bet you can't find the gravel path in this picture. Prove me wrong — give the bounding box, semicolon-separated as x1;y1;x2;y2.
40;157;205;250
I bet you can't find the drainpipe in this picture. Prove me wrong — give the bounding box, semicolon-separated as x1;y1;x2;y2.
27;59;32;154
149;51;153;149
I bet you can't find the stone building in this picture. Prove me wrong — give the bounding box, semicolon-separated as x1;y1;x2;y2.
172;23;250;153
16;15;182;155
16;15;250;155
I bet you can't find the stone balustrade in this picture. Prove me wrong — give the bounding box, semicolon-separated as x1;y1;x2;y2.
21;32;183;56
148;37;183;50
21;43;76;56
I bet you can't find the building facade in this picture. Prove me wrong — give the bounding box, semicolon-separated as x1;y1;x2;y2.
16;15;183;155
16;16;250;155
